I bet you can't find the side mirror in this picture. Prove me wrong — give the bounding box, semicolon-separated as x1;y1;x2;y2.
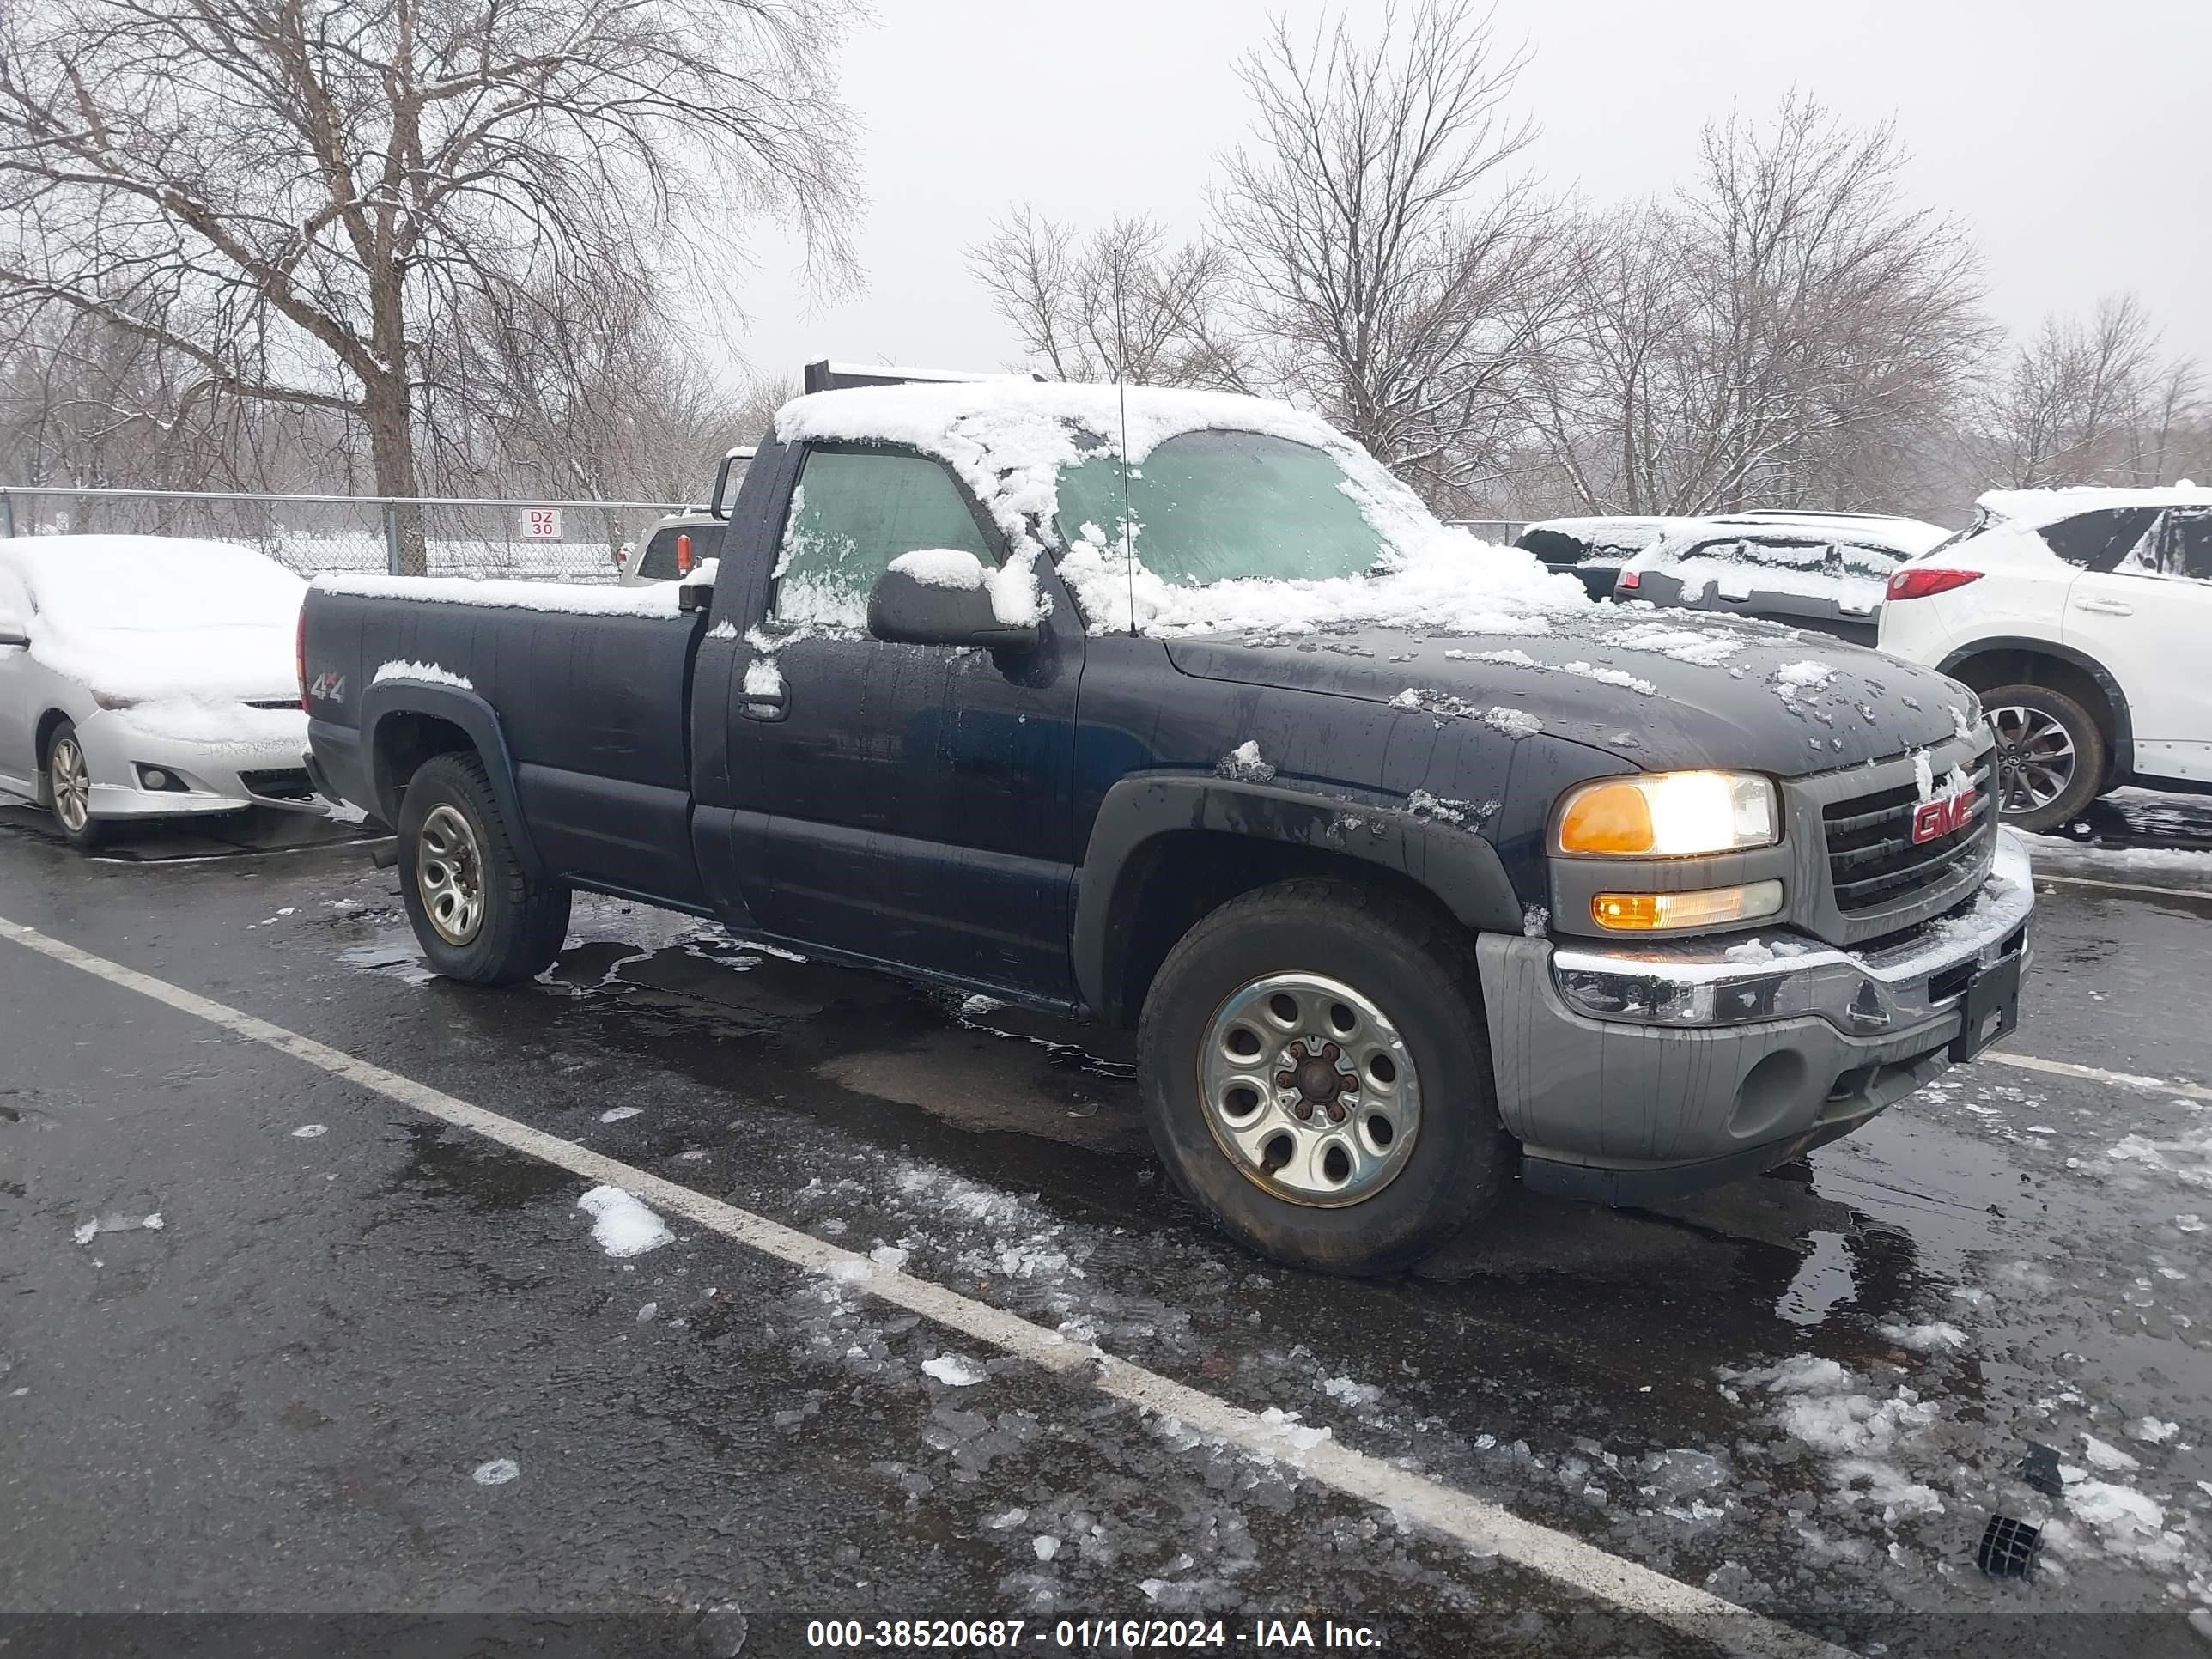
0;611;27;647
866;550;1042;649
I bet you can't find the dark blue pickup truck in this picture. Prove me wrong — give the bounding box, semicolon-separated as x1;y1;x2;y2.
302;378;2033;1274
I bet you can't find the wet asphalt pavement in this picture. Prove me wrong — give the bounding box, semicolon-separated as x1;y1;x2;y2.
3;797;2211;1659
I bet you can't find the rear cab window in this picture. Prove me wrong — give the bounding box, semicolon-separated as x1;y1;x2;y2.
637;523;723;582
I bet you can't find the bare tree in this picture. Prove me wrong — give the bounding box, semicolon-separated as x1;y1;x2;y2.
1981;295;2198;488
445;280;782;508
1211;2;1576;509
0;0;860;568
969;209;1249;389
1533;95;1990;518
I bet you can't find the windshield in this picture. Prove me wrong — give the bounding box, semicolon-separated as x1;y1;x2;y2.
1055;429;1391;586
27;542;304;634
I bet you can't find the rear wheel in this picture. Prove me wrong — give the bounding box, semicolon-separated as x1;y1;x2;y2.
1983;684;2104;833
397;752;570;985
44;721;105;850
1136;878;1511;1275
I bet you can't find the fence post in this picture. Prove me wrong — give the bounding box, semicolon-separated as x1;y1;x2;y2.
1;490;14;538
383;499;402;576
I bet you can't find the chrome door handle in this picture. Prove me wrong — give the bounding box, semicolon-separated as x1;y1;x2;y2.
2075;597;2133;616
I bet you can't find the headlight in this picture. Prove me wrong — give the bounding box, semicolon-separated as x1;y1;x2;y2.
1556;771;1778;858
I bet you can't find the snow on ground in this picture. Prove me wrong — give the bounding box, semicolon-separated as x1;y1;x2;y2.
921;1353;988;1387
575;1185;673;1257
2026;831;2212;890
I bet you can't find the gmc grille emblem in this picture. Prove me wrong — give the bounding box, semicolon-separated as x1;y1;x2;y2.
1911;787;1975;844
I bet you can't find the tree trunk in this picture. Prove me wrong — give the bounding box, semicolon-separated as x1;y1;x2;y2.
363;376;426;577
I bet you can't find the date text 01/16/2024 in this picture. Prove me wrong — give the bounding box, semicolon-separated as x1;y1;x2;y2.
803;1618;1385;1650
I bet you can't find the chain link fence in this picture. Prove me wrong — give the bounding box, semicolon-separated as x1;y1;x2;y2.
0;486;685;580
1445;519;1528;544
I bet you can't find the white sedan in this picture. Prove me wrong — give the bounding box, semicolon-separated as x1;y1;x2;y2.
0;534;324;848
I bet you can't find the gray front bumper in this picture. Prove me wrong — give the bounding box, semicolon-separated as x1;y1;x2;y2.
1479;830;2035;1204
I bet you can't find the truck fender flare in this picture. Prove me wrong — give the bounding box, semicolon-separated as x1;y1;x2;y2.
1937;635;2133;763
1072;772;1526;1021
359;682;545;878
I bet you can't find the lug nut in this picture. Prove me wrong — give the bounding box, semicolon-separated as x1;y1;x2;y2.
1293;1101;1314;1121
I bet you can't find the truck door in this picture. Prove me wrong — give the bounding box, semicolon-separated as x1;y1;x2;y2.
718;441;1086;998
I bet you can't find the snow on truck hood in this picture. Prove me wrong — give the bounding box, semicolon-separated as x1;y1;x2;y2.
1;534;305;704
1166;612;1984;780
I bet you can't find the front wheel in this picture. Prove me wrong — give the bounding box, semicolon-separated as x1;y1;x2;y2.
396;752;570;985
1136;878;1511;1275
44;720;105;850
1983;684;2105;834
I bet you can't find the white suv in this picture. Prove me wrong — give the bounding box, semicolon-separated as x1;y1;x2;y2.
1878;486;2212;831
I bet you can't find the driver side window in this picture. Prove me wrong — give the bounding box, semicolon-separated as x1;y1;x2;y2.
768;446;994;629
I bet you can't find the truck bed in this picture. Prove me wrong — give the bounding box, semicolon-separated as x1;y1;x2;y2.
304;580;711;908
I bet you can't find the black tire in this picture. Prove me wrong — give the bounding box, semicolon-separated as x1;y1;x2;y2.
396;752;570;986
1982;683;2106;834
43;720;106;850
1136;878;1512;1276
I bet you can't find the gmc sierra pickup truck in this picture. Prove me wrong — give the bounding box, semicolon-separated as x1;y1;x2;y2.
301;377;2034;1275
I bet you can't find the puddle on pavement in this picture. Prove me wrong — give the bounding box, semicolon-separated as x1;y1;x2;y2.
381;1121;575;1214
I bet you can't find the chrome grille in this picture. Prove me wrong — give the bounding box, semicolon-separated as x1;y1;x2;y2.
1823;756;1994;915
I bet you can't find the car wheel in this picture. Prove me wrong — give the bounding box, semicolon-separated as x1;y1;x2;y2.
1982;684;2105;834
1136;878;1512;1275
44;721;106;850
396;751;570;986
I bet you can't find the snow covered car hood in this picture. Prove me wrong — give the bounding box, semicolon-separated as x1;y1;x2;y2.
1164;611;1982;780
40;623;300;706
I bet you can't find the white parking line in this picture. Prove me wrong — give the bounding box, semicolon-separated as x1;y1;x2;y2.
0;911;1850;1659
2036;872;2212;902
1986;1048;2212;1102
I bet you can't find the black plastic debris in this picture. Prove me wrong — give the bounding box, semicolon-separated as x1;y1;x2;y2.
1977;1513;2042;1579
2018;1442;2064;1498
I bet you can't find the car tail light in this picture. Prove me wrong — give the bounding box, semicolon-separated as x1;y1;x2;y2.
1887;567;1982;601
676;533;694;576
296;608;307;711
1617;570;1641;591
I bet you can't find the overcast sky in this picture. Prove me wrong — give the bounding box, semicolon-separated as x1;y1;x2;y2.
732;0;2211;384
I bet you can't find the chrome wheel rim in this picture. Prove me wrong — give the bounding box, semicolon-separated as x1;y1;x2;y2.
1986;705;2075;813
416;804;487;945
50;737;91;832
1198;972;1421;1207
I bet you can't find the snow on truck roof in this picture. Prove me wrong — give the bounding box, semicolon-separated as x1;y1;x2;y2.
1978;483;2212;529
774;380;1587;636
